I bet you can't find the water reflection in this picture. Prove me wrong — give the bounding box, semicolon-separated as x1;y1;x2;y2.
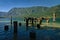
30;30;36;40
13;33;17;40
0;20;60;40
26;26;29;31
53;22;56;27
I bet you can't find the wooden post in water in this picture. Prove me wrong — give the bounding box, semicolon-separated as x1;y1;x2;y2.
53;12;56;22
13;21;18;40
26;19;29;27
13;21;18;33
11;16;12;27
39;18;43;28
46;17;49;26
19;23;21;26
37;24;40;29
34;18;37;27
53;12;56;28
31;18;34;26
36;18;41;29
39;20;42;25
4;25;9;31
24;17;29;31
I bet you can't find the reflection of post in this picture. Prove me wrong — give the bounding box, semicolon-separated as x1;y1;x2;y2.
13;33;17;40
26;26;28;31
53;21;56;28
30;30;36;40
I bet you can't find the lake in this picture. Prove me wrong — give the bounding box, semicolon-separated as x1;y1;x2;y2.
0;18;60;40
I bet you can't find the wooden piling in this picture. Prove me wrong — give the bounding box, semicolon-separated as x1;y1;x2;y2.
19;23;21;26
26;19;29;27
37;24;40;29
53;13;56;22
39;20;42;25
11;16;12;27
46;19;49;26
13;21;18;33
4;25;9;31
31;18;34;26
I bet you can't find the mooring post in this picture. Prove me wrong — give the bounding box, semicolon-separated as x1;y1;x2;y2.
19;22;21;26
39;19;43;28
11;16;12;27
13;21;18;33
39;19;42;25
53;13;56;23
24;17;29;31
26;19;29;27
31;18;34;26
4;25;9;31
34;19;37;27
37;24;40;29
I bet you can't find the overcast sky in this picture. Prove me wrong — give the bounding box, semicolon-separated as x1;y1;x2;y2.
0;0;60;12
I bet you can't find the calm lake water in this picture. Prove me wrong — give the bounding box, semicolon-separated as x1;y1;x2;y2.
0;18;60;40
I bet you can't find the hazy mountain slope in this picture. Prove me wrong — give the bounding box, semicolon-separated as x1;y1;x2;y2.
8;6;49;18
0;12;7;17
5;5;60;18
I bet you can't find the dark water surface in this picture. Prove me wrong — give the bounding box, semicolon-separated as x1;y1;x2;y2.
0;18;60;40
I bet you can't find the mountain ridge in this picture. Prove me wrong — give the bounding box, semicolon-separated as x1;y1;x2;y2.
0;5;60;18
